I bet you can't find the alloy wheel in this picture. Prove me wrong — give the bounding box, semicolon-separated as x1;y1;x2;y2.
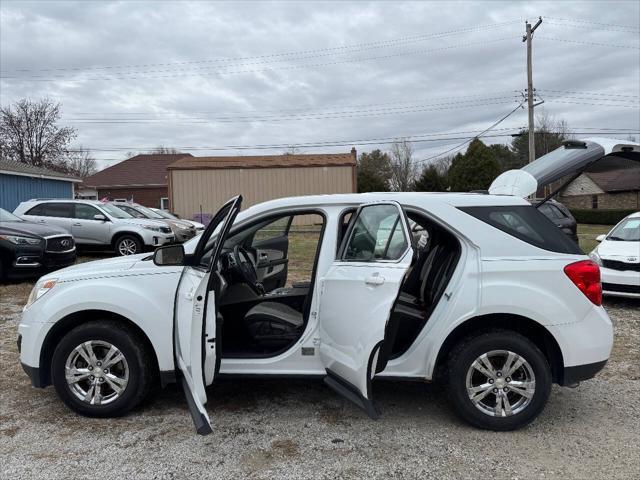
465;349;536;417
64;340;129;405
118;238;138;255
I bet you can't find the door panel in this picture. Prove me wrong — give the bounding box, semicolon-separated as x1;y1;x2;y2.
72;204;110;244
174;267;212;435
174;195;242;435
318;202;412;418
253;236;289;291
251;216;292;291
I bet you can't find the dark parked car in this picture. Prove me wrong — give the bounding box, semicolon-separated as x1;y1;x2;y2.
536;199;579;244
0;208;76;280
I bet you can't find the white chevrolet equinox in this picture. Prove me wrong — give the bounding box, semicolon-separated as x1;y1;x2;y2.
17;138;638;434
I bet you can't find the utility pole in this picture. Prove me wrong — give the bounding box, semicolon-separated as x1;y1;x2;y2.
523;16;543;163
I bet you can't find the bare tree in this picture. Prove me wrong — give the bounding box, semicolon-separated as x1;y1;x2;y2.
389;139;417;191
0;98;76;168
149;145;181;154
283;145;300;155
433;155;454;176
65;147;98;178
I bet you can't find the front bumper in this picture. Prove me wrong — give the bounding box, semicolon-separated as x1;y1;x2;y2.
144;233;174;247
21;362;47;388
8;248;76;277
174;229;197;243
562;360;608;385
601;266;640;298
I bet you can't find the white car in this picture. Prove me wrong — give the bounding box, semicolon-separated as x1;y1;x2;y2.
17;138;637;434
589;212;640;298
14;199;175;256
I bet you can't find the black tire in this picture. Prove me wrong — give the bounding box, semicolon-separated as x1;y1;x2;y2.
446;329;551;431
114;234;142;256
51;320;154;417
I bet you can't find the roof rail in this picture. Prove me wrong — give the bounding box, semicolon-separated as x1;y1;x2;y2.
26;198;68;201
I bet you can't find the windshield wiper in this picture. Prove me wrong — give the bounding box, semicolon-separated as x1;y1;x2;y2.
606;236;625;241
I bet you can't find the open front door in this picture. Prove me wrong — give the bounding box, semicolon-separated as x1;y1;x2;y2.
318;201;412;419
174;196;242;435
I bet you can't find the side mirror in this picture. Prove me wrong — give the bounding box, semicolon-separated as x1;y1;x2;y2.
153;244;185;266
596;234;606;242
94;214;107;221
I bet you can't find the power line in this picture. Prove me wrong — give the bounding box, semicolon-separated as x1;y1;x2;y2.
545;99;640;108
68;127;526;153
415;102;525;165
538;89;639;99
59;98;522;124
62;91;521;117
545;19;640;34
1;20;521;78
53;90;639;120
537;36;640;50
544;16;640;32
2;37;518;82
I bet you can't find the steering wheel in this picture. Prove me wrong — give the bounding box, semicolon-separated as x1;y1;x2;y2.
232;245;263;295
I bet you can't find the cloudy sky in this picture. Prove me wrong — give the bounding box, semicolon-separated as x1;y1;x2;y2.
1;0;639;170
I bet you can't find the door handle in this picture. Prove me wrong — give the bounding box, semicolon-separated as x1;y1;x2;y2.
73;223;82;226
365;274;385;285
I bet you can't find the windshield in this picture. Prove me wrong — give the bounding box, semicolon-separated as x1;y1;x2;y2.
0;208;24;222
153;209;178;219
608;218;640;242
100;203;133;219
135;205;165;219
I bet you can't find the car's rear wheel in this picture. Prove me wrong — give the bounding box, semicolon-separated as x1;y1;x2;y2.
51;320;154;417
446;329;551;431
114;235;142;256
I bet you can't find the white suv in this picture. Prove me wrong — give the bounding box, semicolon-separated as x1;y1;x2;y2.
14;199;175;256
16;138;637;434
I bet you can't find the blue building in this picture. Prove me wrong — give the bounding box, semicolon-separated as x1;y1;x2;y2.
0;160;81;212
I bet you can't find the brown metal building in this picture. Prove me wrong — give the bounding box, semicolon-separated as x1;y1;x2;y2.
167;150;357;219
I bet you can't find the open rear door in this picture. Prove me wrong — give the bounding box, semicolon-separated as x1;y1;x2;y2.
174;196;242;435
318;201;412;418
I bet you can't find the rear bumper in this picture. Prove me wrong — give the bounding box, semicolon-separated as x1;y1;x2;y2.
548;306;613;372
562;360;607;386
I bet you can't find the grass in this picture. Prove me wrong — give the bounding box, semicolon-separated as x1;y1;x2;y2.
286;228;321;285
578;224;613;254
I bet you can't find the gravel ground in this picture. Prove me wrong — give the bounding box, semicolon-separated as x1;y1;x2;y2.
0;275;638;479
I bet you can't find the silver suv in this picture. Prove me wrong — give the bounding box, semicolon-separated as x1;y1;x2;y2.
14;199;174;256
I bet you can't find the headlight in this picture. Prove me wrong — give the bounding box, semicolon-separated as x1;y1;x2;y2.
588;250;602;266
142;225;162;232
0;234;42;245
24;278;58;310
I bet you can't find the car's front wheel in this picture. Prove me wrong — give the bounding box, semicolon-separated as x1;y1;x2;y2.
51;320;154;417
446;329;551;431
114;235;142;256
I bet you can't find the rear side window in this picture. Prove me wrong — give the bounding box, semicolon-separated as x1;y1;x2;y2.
28;202;74;218
459;205;582;254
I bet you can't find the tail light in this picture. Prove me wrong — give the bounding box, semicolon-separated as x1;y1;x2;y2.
564;260;602;306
